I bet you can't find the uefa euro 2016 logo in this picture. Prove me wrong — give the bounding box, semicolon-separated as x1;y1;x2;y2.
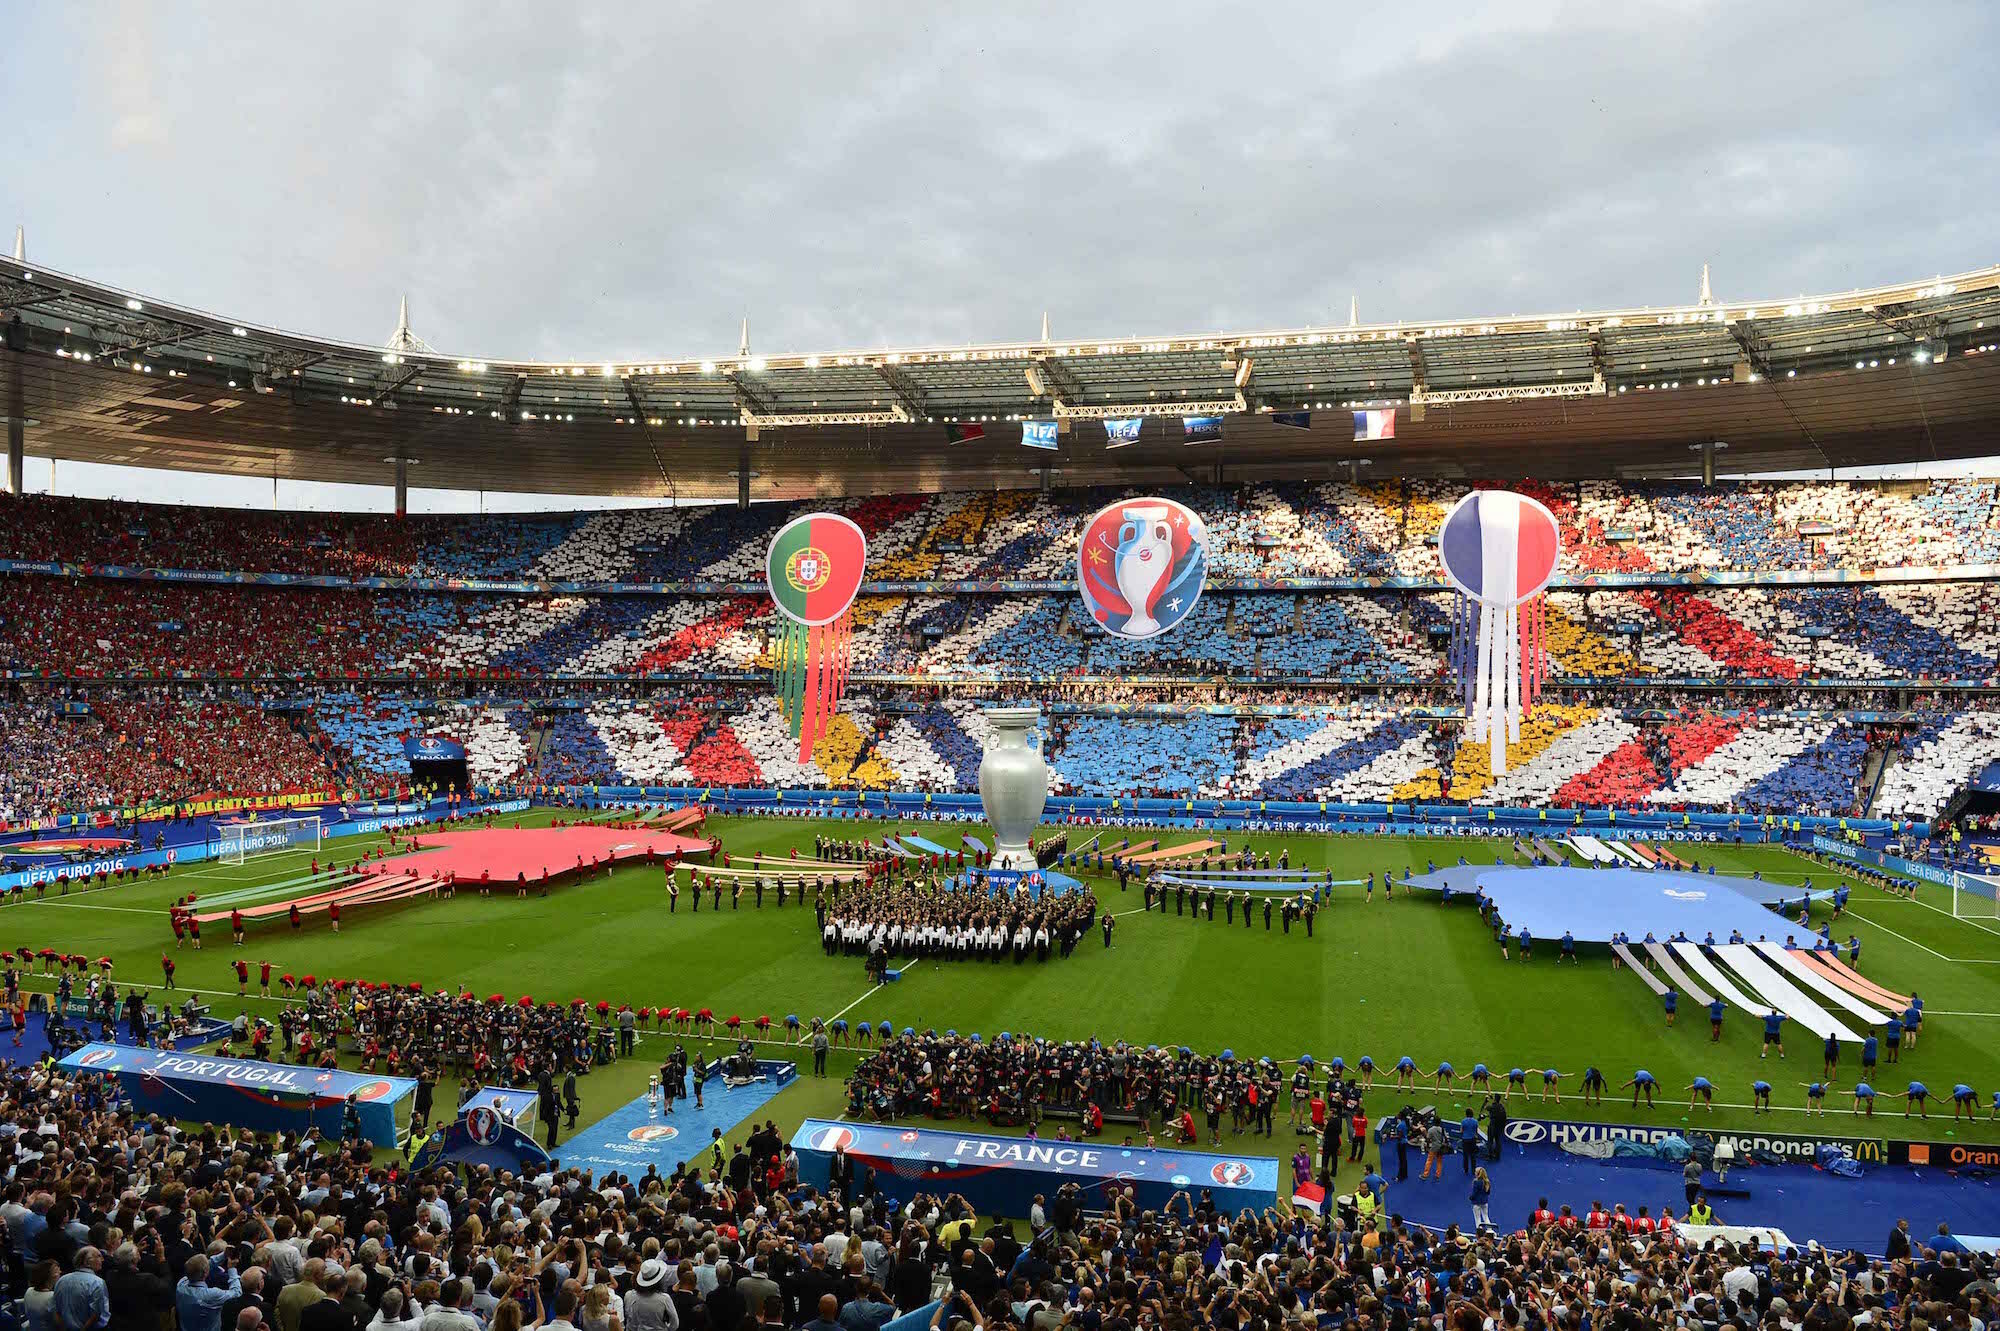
1077;496;1208;640
466;1107;503;1144
1210;1161;1254;1186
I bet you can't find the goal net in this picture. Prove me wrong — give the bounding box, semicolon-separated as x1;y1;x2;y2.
214;815;323;867
1954;873;2000;922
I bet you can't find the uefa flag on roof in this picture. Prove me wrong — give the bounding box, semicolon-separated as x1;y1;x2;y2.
1353;409;1396;441
1103;417;1144;448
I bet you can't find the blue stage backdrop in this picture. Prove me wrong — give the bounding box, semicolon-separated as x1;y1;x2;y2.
59;1044;414;1146
789;1118;1278;1216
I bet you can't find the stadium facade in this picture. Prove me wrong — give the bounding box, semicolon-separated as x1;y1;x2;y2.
1;259;1998;859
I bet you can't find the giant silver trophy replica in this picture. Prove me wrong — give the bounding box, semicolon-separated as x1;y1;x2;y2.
977;707;1049;870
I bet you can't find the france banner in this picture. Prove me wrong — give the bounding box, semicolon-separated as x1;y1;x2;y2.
789;1117;1277;1215
1437;491;1561;775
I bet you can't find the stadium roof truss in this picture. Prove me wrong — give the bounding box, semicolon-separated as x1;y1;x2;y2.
3;261;1999;499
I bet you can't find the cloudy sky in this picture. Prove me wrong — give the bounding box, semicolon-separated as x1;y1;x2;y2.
4;0;1997;506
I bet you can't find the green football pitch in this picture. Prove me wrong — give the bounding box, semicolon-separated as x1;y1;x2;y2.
15;807;2000;1156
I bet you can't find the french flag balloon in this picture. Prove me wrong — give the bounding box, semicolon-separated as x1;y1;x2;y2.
1436;490;1562;775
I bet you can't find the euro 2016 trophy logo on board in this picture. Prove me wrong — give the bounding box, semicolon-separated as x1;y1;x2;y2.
1077;497;1209;640
978;707;1050;871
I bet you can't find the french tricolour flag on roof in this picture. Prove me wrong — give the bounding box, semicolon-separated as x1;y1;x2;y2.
1291;1181;1327;1215
1352;409;1396;441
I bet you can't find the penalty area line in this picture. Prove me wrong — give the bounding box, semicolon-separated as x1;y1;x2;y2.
1843;910;2000;963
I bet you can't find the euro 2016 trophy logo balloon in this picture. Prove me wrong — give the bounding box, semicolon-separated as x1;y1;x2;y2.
1077;497;1209;639
1437;490;1561;776
765;512;868;763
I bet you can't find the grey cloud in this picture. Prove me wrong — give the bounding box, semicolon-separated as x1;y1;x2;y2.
4;0;1997;363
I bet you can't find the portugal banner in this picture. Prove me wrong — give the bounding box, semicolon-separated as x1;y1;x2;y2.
766;513;868;762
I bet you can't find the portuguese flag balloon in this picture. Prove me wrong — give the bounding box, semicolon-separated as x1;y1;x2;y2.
765;512;868;761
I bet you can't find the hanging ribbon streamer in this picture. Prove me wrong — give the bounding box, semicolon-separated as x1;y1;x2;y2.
765;514;868;764
1437;491;1562;776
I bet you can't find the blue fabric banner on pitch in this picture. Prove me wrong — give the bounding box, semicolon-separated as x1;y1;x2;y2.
789;1118;1278;1215
58;1044;414;1146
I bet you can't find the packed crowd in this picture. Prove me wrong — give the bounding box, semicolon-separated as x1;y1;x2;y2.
8;477;1998;581
6;1042;1992;1331
5;579;1996;689
8;689;1999;830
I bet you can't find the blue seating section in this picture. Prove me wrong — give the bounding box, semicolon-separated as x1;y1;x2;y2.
903;707;985;787
1651;485;1817;569
1914;480;2000;562
1733;726;1871;816
1248;716;1429;799
1087;597;1245;674
1292;598;1416;678
961;597;1077;675
492;597;664;674
538;711;625;786
411;514;580;579
625;506;793;581
315;692;427;775
1777;589;1997;680
1047;713;1239;795
1271;482;1399;576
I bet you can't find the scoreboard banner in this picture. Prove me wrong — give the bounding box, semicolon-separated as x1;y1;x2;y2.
789;1117;1278;1215
58;1044;414;1146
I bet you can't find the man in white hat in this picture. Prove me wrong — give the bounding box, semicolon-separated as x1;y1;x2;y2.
624;1260;678;1331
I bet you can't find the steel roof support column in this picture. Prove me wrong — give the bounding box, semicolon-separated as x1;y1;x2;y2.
394;456;408;518
737;440;750;510
5;417;22;496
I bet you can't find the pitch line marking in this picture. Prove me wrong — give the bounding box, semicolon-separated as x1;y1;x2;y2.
823;985;881;1026
1843;910;2000;963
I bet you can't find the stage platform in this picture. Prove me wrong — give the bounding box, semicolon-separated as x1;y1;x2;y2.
366;823;712;886
946;866;1086;897
1410;865;1823;944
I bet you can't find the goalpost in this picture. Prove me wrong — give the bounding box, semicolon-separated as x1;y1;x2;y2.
214;815;323;867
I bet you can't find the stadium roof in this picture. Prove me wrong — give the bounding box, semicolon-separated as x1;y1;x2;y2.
4;258;2000;500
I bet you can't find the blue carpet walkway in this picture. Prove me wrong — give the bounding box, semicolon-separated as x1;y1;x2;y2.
558;1065;793;1179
